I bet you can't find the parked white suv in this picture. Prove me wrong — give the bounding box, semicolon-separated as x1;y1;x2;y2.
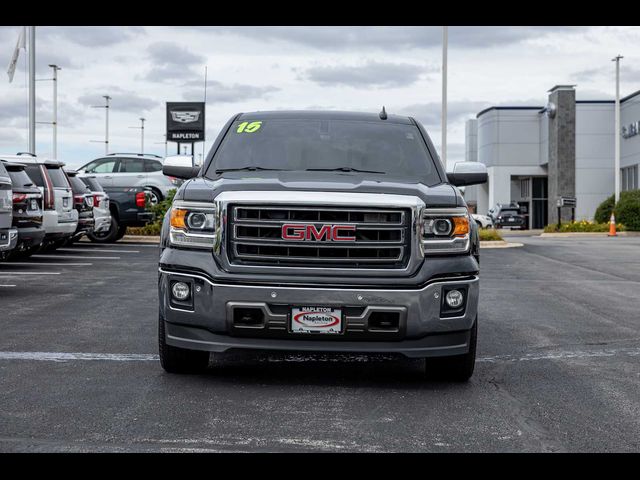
0;154;78;252
77;153;181;205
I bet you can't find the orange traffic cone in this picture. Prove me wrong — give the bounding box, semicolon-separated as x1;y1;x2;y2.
608;212;617;237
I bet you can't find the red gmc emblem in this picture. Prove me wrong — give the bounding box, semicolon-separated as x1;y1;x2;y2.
281;224;356;242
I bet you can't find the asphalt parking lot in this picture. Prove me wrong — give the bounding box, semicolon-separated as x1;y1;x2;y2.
1;236;639;452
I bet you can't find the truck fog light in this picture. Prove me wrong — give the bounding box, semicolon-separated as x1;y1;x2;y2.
171;281;190;301
445;289;463;308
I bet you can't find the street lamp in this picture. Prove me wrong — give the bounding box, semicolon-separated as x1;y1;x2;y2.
612;55;623;204
90;95;111;155
35;64;62;159
129;118;146;154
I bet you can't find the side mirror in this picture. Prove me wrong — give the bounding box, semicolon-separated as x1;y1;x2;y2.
447;161;488;187
162;155;200;180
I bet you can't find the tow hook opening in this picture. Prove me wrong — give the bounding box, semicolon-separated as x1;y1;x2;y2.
368;311;400;332
233;307;265;328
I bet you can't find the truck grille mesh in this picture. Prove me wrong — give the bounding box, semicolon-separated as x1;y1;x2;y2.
228;205;411;268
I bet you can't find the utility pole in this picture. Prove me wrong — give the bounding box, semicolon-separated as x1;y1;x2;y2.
441;26;448;171
129;117;145;153
90;95;111;154
28;26;36;154
612;55;623;204
154;135;168;157
49;64;61;158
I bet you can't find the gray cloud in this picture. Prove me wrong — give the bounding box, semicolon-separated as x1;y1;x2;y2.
78;88;157;113
305;61;433;88
0;128;26;143
144;42;205;82
182;80;279;103
572;64;640;83
207;26;588;50
398;101;492;127
148;41;205;67
39;26;145;47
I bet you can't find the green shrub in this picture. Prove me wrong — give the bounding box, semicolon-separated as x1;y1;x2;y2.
543;220;626;233
479;229;503;241
615;190;640;231
126;188;176;236
594;190;640;230
594;194;615;223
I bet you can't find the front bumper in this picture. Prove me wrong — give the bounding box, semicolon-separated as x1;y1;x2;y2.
0;228;19;252
159;269;479;358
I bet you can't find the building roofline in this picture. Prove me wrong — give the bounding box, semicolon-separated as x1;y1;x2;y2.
621;89;640;103
476;106;544;119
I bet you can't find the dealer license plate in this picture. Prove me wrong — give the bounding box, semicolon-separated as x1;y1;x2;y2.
291;306;342;334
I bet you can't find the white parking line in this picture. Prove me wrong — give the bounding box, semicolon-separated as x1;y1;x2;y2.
0;346;639;364
0;272;61;275
59;248;139;253
33;255;120;260
0;285;17;288
0;262;93;266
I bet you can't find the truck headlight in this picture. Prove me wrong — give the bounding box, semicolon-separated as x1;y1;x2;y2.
420;207;470;255
169;200;217;249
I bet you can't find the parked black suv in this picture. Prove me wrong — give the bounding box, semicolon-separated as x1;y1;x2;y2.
1;161;44;258
490;203;526;230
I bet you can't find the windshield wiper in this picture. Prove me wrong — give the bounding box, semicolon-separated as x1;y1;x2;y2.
305;167;386;174
214;166;288;174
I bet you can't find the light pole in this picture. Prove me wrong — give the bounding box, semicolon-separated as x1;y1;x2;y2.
129;118;145;153
35;64;62;158
49;64;61;158
612;55;623;204
28;26;36;154
154;135;168;157
90;95;111;154
441;25;448;171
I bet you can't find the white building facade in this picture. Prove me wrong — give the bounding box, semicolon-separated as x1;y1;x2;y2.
464;86;640;228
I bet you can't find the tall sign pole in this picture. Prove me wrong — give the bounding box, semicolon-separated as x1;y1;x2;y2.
612;55;623;204
441;26;448;171
28;26;36;154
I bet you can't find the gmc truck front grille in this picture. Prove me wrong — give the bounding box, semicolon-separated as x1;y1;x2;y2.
228;205;411;268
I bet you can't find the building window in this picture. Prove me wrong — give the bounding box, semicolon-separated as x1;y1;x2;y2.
520;179;530;199
621;165;638;191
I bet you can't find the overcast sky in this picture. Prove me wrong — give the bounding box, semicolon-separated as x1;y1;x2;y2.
1;26;639;169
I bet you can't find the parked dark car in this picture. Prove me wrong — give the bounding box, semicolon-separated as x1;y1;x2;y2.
64;169;95;243
1;161;44;258
86;185;153;243
490;203;526;230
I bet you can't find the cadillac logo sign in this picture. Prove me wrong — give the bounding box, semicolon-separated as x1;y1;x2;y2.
166;102;205;142
170;111;201;124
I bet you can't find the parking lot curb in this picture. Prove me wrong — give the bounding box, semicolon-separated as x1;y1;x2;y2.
122;235;161;243
539;231;640;238
480;241;524;249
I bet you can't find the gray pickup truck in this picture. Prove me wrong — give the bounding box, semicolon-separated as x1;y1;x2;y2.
158;110;488;380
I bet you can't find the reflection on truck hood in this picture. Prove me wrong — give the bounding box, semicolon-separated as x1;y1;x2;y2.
178;171;462;208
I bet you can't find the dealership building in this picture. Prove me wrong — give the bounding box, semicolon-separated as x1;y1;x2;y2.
463;85;640;228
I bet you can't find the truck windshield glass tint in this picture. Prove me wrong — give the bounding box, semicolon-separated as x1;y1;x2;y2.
208;120;440;185
9;170;34;187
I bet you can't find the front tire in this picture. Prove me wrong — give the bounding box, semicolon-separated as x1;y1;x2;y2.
87;215;120;243
424;317;477;382
158;312;209;374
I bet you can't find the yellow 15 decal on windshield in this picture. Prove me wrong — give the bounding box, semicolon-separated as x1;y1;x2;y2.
236;121;262;133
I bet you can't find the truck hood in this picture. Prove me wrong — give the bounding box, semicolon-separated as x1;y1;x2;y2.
177;171;463;208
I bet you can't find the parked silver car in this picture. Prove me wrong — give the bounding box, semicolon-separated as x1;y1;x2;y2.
0;160;18;257
0;154;78;253
77;153;181;205
79;175;111;234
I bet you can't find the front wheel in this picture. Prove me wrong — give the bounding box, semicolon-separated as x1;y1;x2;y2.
87;215;120;243
158;312;210;374
424;317;477;382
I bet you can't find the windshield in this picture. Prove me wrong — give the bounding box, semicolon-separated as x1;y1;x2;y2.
69;176;91;194
206;119;441;185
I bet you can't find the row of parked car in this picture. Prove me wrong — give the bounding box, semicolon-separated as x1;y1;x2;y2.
0;152;179;260
471;203;527;230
